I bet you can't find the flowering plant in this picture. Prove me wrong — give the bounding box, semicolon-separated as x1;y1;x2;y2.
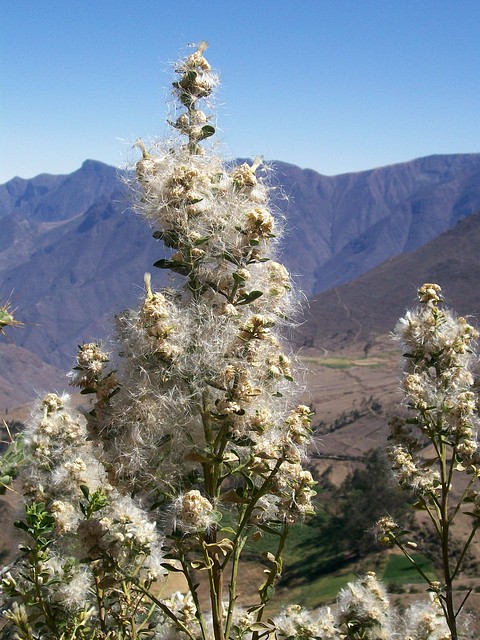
378;283;480;640
0;45;476;640
1;42;317;640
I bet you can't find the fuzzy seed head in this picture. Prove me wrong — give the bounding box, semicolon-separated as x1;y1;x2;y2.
174;490;215;533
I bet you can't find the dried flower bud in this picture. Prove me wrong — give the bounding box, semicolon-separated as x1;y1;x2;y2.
240;315;274;340
174;490;216;533
375;516;398;545
232;162;258;189
418;283;443;305
42;393;64;414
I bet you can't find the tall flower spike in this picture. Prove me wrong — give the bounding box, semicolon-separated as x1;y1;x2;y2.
2;43;321;640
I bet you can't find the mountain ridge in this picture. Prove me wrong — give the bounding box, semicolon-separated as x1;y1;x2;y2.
2;153;480;407
299;209;480;353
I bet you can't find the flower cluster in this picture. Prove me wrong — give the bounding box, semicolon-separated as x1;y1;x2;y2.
401;593;451;640
272;603;337;639
384;283;480;638
61;45;312;540
1;44;320;640
22;392;164;574
173;489;216;533
67;342;109;388
388;283;480;490
337;572;392;639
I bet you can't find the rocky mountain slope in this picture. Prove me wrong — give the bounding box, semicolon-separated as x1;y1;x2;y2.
273;153;480;292
1;153;480;400
299;209;480;353
0;343;66;412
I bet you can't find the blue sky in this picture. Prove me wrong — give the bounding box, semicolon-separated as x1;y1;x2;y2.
2;0;480;183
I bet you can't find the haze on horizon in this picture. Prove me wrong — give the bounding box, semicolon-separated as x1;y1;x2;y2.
2;0;480;184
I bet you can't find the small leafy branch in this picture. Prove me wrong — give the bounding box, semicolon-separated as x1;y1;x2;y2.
0;298;25;495
0;297;22;336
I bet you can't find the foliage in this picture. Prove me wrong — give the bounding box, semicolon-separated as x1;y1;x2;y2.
0;302;25;495
0;298;22;336
327;449;413;558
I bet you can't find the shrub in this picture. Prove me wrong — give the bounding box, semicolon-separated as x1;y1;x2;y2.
0;45;476;640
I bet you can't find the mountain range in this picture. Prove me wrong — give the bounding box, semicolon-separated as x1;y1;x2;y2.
2;153;480;408
299;208;480;353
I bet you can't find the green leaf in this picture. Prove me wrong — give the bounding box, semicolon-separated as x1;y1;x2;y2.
249;623;274;632
264;584;275;600
191;559;214;571
238;290;264;305
194;236;210;246
161;563;183;573
232;272;246;285
199;125;215;140
220;489;250;504
180;92;194;107
0;475;12;488
98;576;118;589
157;434;173;447
14;520;31;533
258;524;282;536
222;252;240;266
246;604;265;615
153;259;175;269
220;527;237;535
80;387;97;395
80;485;90;500
153;230;180;248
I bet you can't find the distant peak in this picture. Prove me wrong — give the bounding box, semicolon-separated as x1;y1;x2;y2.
75;160;122;182
80;159;112;171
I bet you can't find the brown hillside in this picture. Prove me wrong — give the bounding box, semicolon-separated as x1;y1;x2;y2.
299;209;480;353
0;343;67;413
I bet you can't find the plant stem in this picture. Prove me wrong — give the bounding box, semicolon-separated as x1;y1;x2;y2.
179;548;210;640
136;583;199;640
439;441;457;639
93;571;107;634
225;534;248;640
392;539;434;585
252;520;289;640
202;537;225;640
